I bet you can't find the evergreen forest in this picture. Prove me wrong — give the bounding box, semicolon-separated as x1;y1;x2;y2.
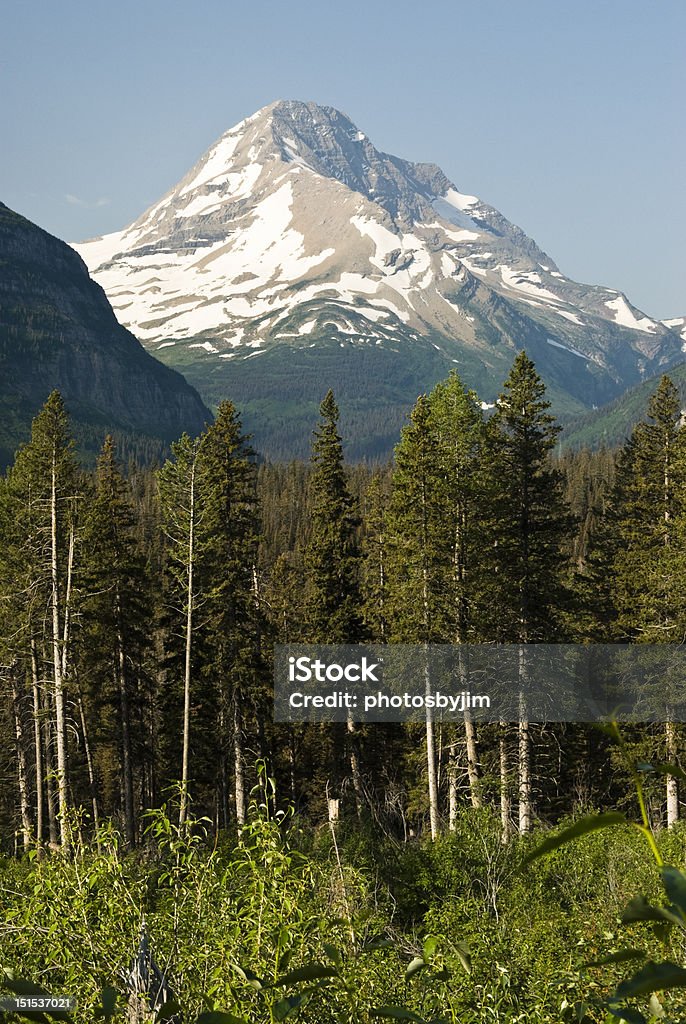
3;352;686;1023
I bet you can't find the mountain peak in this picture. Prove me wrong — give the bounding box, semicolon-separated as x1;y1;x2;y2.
71;101;684;458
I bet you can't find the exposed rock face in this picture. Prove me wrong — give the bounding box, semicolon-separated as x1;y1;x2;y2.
0;202;211;467
72;100;683;458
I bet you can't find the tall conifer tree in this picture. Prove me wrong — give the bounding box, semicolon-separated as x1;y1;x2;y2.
481;352;571;835
201;401;262;827
80;436;151;845
606;376;686;825
305;391;363;819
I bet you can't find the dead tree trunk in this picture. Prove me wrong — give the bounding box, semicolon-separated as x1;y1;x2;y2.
666;720;679;828
50;452;69;849
500;721;512;842
10;665;32;851
233;700;246;826
116;592;135;846
179;457;196;828
30;640;44;847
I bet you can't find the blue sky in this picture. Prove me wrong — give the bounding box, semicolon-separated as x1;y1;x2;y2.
2;0;683;317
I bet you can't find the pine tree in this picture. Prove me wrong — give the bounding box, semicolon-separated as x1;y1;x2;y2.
481;352;572;835
612;376;686;641
606;376;686;825
361;472;390;643
429;372;485;817
386;394;450;839
305;391;363;820
305;390;362;643
80;436;151;846
201;401;263;827
386;375;486;836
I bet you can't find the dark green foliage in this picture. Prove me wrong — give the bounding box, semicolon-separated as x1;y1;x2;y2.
78;436;153;842
479;351;573;642
305;390;363;644
611;376;686;641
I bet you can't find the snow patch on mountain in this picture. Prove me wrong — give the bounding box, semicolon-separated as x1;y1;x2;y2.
546;338;587;360
605;296;657;333
662;317;686;346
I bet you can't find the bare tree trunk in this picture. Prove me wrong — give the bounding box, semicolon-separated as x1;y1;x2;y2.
233;700;246;826
518;718;532;834
10;666;32;851
666;720;679;827
327;795;340;823
518;647;533;834
116;593;135;846
76;688;100;848
425;657;440;840
43;705;58;849
448;738;458;831
464;716;482;809
347;714;364;818
500;721;511;842
179;458;196;828
289;727;298;806
30;640;44;848
218;704;229;830
60;521;74;681
50;454;69;850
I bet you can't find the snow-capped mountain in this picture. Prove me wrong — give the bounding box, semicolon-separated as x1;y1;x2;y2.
72;100;683;457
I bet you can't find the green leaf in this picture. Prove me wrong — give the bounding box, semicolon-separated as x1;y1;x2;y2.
524;812;626;863
586;949;646;967
232;964;264;990
605;1003;647;1024
621;896;682;928
371;1007;427;1022
273;994;308;1021
322;943;341;965
3;980;53;997
405;957;425;980
454;941;471;975
422;936;439;961
661;866;686;920
615;961;686;998
196;1013;249;1024
638;762;686;783
272;964;338;987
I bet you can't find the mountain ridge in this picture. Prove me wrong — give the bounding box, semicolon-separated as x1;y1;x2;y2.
72;100;683;458
0;201;211;468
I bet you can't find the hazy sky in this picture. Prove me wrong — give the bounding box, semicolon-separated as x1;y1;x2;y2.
2;0;683;318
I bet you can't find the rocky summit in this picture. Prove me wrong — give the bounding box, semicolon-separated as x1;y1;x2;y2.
73;100;684;458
